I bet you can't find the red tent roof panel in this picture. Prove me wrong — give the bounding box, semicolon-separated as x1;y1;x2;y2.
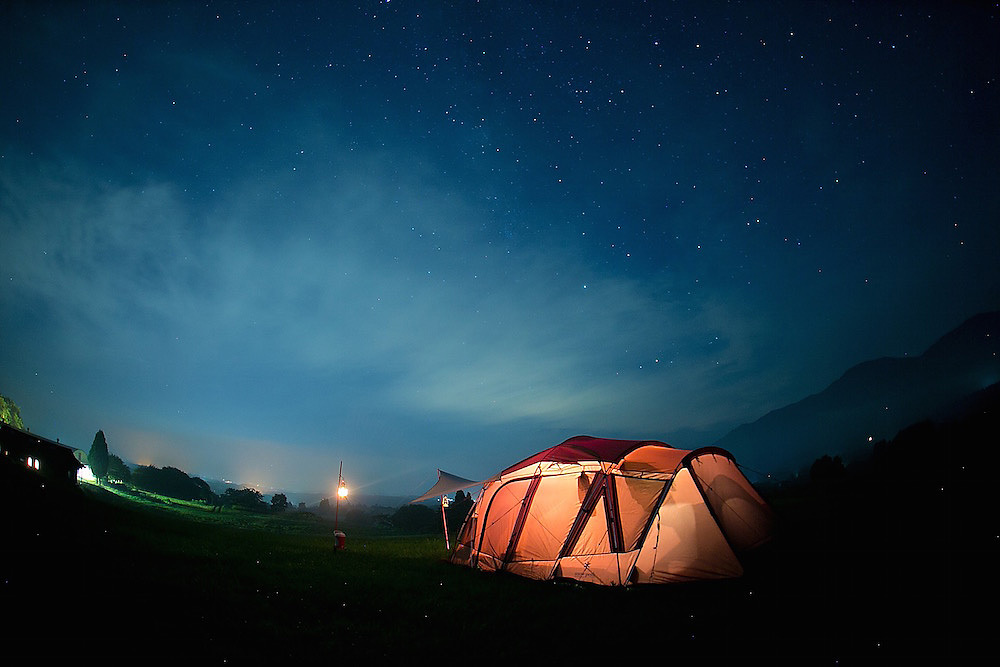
501;435;683;475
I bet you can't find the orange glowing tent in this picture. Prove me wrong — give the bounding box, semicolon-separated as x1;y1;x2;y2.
450;436;773;585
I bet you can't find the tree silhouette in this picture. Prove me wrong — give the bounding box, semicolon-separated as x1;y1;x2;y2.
809;454;845;483
132;465;211;501
271;493;289;512
446;490;474;528
89;430;110;483
0;393;25;429
224;487;266;512
107;454;131;484
391;504;439;533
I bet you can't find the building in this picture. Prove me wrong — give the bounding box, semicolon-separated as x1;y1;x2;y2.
0;422;83;485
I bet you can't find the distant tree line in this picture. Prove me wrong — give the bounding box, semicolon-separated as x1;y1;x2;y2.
88;429;133;485
0;403;298;516
386;489;475;535
79;429;281;512
132;464;213;501
304;489;475;534
215;486;267;512
107;454;131;484
4;393;480;531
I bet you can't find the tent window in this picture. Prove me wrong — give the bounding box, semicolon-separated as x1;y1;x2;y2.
615;476;667;551
510;474;583;562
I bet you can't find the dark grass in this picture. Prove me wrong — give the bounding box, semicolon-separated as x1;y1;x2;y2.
2;458;993;662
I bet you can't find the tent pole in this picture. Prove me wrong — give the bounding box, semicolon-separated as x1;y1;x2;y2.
440;494;450;550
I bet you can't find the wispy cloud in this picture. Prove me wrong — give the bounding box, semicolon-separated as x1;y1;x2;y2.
1;151;777;490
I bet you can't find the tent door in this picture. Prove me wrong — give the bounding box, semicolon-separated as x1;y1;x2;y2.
501;475;542;568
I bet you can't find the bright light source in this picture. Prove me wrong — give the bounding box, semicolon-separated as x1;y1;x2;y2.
337;484;349;498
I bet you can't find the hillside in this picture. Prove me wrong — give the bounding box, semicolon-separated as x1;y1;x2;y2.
717;311;1000;478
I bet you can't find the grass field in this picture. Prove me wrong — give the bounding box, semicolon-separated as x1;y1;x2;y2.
2;460;991;662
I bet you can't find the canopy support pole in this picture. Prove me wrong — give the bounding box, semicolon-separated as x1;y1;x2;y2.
440;494;450;550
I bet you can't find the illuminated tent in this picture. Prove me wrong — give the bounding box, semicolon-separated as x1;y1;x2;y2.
451;436;773;585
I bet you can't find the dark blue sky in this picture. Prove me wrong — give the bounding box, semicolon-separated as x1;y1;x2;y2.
2;1;998;497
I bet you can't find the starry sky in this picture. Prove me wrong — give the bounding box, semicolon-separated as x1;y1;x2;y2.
2;1;998;497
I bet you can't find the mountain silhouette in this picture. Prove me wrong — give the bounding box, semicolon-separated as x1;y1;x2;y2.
717;311;1000;479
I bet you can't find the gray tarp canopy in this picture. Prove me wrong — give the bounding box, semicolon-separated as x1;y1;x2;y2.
410;470;480;503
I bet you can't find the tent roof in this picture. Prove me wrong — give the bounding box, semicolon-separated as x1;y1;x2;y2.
411;469;480;503
500;435;680;475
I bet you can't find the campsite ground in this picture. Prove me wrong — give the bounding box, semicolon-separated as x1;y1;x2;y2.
2;461;991;661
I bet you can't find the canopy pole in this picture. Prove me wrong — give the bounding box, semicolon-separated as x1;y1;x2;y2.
440;494;450;550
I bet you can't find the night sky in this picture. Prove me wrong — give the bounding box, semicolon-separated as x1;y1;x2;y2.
2;1;998;497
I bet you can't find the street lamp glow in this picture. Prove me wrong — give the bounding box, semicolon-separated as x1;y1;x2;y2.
338;483;349;498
